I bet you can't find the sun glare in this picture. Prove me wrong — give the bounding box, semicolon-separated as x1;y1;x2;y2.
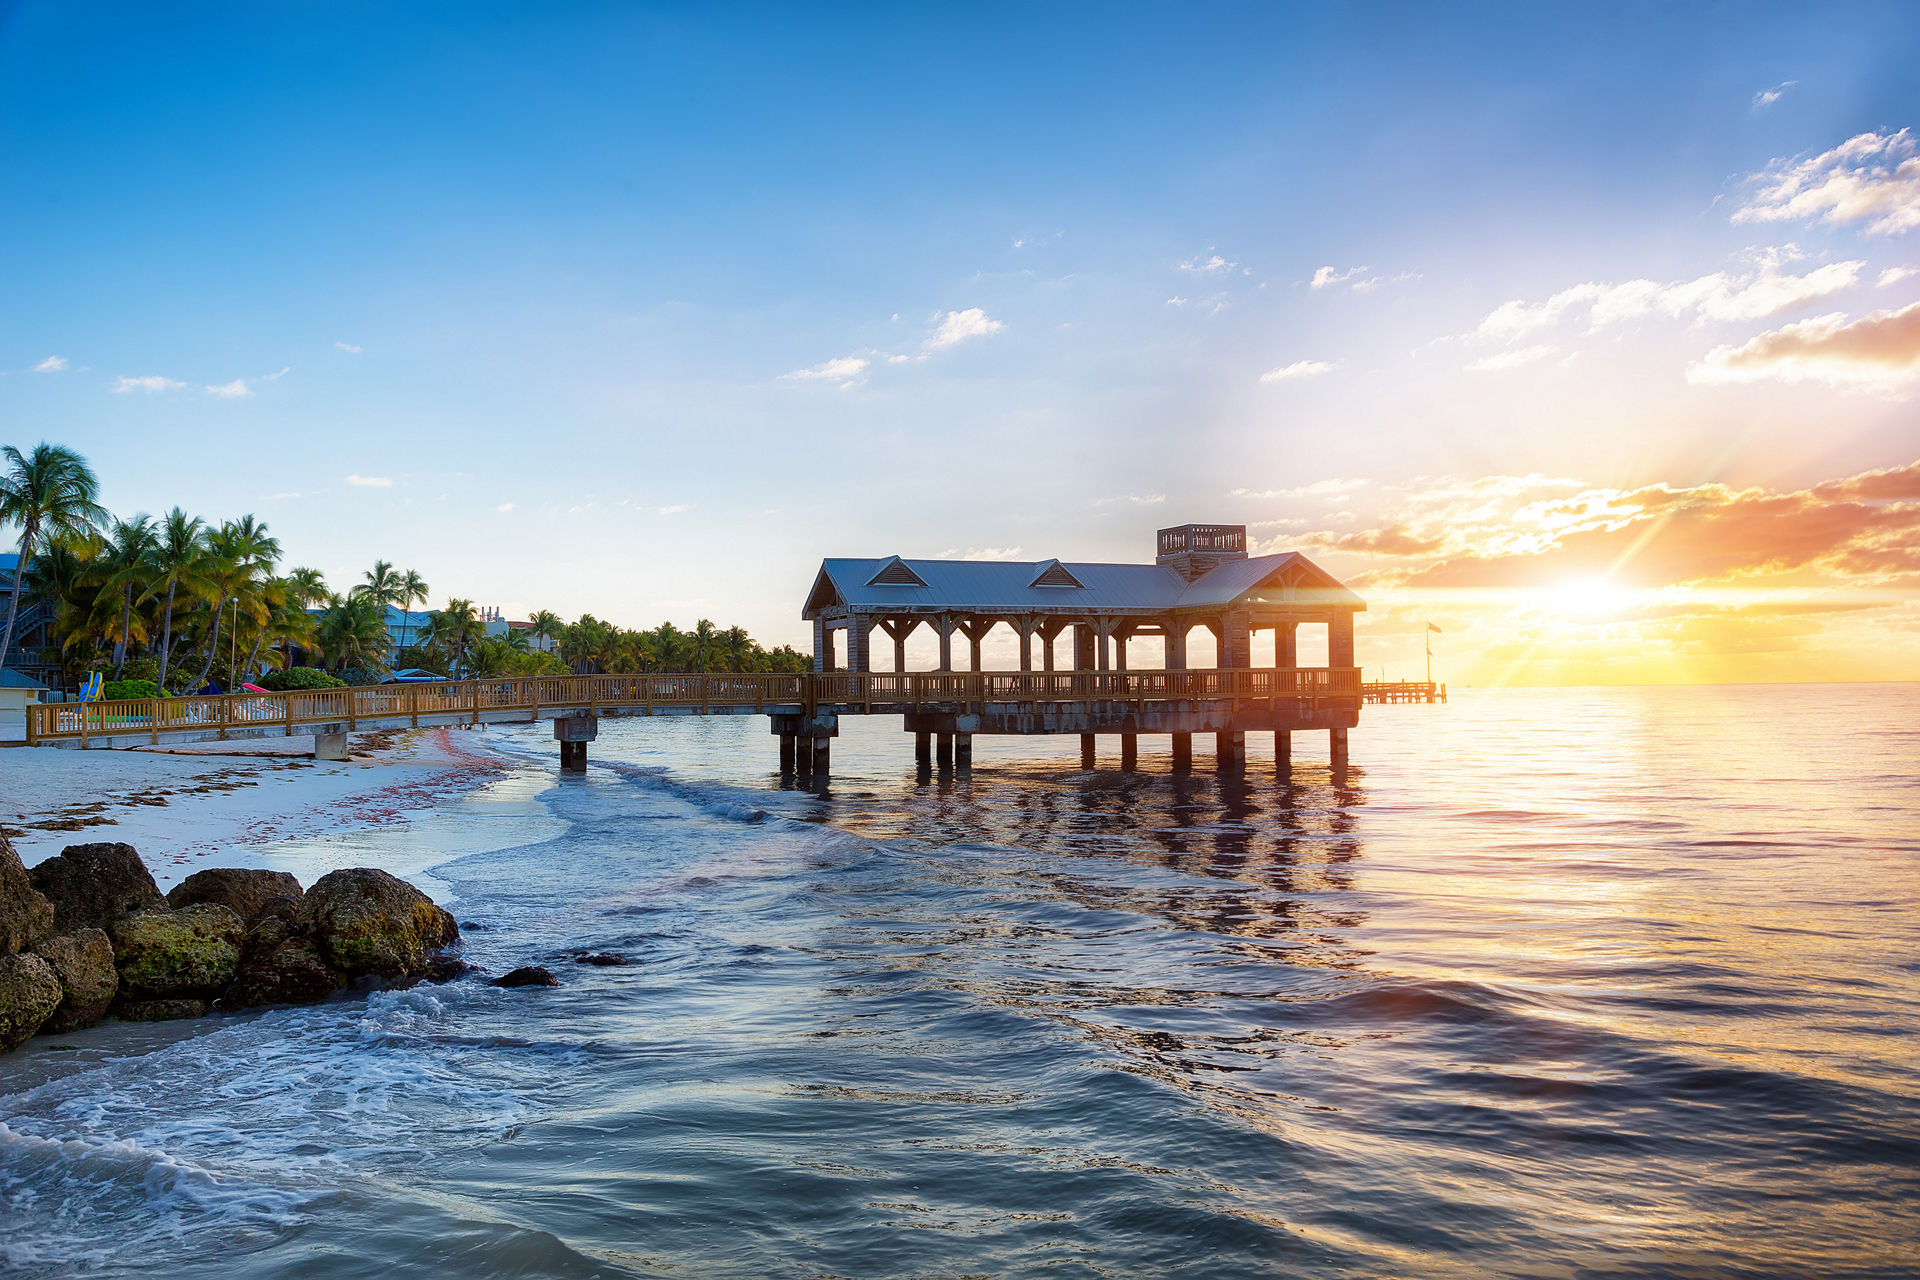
1544;577;1643;621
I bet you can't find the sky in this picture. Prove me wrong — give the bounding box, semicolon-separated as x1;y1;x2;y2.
2;1;1916;685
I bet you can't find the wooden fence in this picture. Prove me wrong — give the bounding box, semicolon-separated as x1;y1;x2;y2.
25;667;1361;746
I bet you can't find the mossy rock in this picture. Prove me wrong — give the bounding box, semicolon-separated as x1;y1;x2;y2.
296;868;459;979
0;953;63;1050
29;842;164;935
167;868;304;923
117;997;211;1022
110;905;244;998
225;936;342;1009
0;834;55;955
31;928;118;1033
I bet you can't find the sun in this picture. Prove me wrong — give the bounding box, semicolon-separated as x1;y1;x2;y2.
1543;577;1642;621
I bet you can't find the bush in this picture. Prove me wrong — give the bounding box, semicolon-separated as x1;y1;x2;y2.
334;665;385;688
102;679;159;701
118;656;161;685
257;667;347;692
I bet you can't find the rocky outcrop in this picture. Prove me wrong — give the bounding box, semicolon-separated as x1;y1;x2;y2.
31;928;118;1032
297;868;459;979
167;868;304;923
0;835;55;955
117;997;211;1021
28;842;165;935
225;910;342;1009
0;953;63;1049
492;965;559;988
110;905;245;999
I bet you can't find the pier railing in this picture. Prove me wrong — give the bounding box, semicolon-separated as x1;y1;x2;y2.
24;667;1360;746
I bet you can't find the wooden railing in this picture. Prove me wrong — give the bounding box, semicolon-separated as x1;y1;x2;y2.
25;667;1360;746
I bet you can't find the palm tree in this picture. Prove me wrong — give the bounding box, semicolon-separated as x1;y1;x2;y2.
528;609;562;653
691;618;718;672
721;625;752;673
0;443;106;670
316;591;392;674
425;598;481;676
399;569;429;651
283;566;330;608
99;514;157;677
139;508;214;694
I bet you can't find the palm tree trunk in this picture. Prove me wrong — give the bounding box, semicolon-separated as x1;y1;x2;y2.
0;528;34;670
112;584;133;677
240;624;267;684
156;582;177;693
194;599;226;688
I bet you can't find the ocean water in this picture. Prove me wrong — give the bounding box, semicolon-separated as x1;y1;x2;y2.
3;684;1917;1278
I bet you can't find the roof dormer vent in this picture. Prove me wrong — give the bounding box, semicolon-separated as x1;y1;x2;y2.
867;556;927;587
1029;559;1084;589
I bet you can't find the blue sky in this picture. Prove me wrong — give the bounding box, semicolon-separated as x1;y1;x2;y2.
4;3;1917;676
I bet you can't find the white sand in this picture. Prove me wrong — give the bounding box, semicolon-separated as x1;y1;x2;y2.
0;727;513;890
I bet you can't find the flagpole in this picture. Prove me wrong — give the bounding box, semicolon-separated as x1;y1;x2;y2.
1425;625;1432;685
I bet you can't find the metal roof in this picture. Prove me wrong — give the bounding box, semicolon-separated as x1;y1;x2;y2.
804;552;1362;619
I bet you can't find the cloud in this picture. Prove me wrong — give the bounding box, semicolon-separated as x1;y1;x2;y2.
1311;265;1367;290
1233;478;1369;500
1095;493;1166;507
495;502;515;513
260;491;301;501
1734;128;1920;236
263;366;291;381
1880;266;1917;288
111;375;186;394
205;379;253;399
1472;252;1863;345
344;474;393;487
1466;344;1559;372
785;355;870;383
926;308;1004;349
334;341;363;353
1180;253;1239;275
1689;300;1920;388
658;503;692;515
1165;296;1188;307
1752;80;1796;109
935;545;1025;560
1351;270;1420;293
1260;360;1334;383
32;356;66;373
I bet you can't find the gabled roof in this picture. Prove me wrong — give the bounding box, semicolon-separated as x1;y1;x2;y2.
802;552;1362;618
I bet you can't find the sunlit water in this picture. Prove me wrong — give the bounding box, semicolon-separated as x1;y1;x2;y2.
3;684;1917;1278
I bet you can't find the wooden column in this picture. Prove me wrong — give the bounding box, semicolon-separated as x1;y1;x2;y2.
915;731;932;768
935;615;956;672
1275;730;1291;771
1171;733;1192;771
812;617;832;673
1330;726;1348;771
1074;624;1095;671
936;732;954;768
1120;734;1137;770
1279;621;1298;668
955;733;972;768
780;733;796;773
1167;619;1191;769
845;617;873;673
959;618;994;672
1079;733;1095;769
878;617;917;672
1329;611;1355;669
1221;609;1252;669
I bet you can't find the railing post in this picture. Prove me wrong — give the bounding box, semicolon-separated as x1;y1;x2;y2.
151;698;160;746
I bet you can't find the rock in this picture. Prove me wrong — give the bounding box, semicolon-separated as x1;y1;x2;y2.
574;952;629;966
418;954;479;984
0;953;63;1049
296;868;459;979
28;842;164;935
109;905;245;998
492;965;559;989
116;997;211;1021
245;894;303;930
30;929;118;1033
167;868;303;923
224;936;341;1009
0;835;55;955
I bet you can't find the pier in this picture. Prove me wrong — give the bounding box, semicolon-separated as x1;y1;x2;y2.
21;524;1415;780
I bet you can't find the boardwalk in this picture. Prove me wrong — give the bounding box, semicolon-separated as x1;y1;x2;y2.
1362;681;1446;704
24;667;1361;774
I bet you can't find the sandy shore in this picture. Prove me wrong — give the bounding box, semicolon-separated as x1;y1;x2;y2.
0;727;513;890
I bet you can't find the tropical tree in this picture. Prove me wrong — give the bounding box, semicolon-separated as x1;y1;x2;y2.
691;618;718;671
399;569;429;650
721;625;751;672
99;514;158;677
316;591;392;674
424;598;481;676
284;566;330;608
0;443;106;667
528;609;562;652
140;508;214;694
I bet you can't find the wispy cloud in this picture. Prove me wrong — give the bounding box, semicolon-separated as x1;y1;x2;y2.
495;502;515;513
344;474;393;488
1180;252;1240;275
111;375;185;394
1311;265;1367;289
926;307;1004;349
785;355;869;384
1472;251;1863;345
935;545;1025;560
263;366;291;381
1467;344;1560;372
1234;478;1369;501
658;503;692;515
334;341;363;354
1689;300;1920;388
260;491;301;501
1879;266;1917;288
1352;270;1420;293
206;379;253;399
1752;80;1796;109
1260;360;1334;383
32;356;66;373
1095;493;1166;507
1734;128;1920;236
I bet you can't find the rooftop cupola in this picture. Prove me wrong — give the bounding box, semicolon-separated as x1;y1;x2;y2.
1156;523;1247;582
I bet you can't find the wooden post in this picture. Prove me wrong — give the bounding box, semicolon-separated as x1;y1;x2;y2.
1120;734;1137;770
846;617;873;673
1330;726;1349;771
1279;621;1298;668
915;731;931;768
1079;733;1095;769
1275;730;1291;771
1171;733;1191;771
935;615;955;672
779;733;796;773
955;732;972;768
936;732;954;768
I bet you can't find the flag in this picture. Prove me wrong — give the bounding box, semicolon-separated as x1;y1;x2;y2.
1427;622;1442;634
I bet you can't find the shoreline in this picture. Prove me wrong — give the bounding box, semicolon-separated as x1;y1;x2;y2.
1;727;514;890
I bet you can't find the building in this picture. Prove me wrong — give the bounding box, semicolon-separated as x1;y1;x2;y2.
801;523;1362;675
0;552;61;689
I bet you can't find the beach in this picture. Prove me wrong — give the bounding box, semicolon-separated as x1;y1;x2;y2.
1;727;511;891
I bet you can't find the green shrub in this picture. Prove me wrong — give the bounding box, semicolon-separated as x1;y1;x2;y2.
334;665;386;688
102;679;159;701
257;667;347;692
118;657;162;685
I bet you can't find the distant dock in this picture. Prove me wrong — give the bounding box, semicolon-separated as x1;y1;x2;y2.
1362;681;1445;704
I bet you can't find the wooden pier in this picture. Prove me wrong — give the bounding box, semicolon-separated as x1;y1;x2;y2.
1362;681;1445;704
